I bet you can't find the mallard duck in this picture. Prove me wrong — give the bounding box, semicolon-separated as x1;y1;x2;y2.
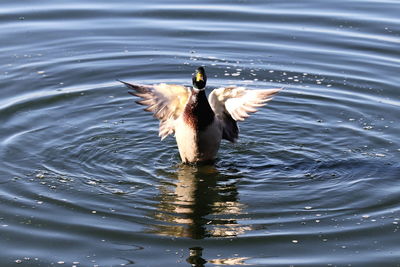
119;67;281;163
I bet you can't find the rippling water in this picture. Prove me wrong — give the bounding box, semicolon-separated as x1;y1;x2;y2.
1;0;399;266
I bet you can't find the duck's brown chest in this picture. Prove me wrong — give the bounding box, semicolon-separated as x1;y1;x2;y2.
183;90;215;132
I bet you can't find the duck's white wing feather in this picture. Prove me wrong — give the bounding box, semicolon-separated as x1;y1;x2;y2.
119;80;190;140
208;86;282;142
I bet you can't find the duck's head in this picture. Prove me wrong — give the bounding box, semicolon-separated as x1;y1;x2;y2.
192;67;207;90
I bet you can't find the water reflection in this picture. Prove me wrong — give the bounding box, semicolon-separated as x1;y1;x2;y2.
186;247;250;267
149;164;251;239
187;247;207;267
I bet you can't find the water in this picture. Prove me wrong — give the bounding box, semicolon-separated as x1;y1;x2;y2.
1;0;399;266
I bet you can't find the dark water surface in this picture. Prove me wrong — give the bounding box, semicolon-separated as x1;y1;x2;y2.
1;0;399;266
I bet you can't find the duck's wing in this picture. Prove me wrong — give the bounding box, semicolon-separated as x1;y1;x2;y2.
208;86;282;142
119;80;190;140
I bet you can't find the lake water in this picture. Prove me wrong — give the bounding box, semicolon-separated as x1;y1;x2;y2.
1;0;399;266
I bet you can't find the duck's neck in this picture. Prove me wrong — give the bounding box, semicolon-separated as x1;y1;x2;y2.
184;89;215;131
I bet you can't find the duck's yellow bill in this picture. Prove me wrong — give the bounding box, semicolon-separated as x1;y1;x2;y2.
196;72;203;82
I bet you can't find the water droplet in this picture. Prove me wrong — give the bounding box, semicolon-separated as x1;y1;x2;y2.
36;173;45;179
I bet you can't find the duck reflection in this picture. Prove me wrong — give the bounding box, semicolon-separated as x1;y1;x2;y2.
186;247;250;267
148;164;251;239
186;247;207;267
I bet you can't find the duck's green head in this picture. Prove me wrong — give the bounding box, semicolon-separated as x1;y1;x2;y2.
192;67;207;89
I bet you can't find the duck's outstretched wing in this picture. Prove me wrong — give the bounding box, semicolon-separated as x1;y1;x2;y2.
119;80;190;140
208;86;282;142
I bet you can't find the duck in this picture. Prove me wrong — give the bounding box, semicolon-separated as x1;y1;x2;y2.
119;67;281;163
